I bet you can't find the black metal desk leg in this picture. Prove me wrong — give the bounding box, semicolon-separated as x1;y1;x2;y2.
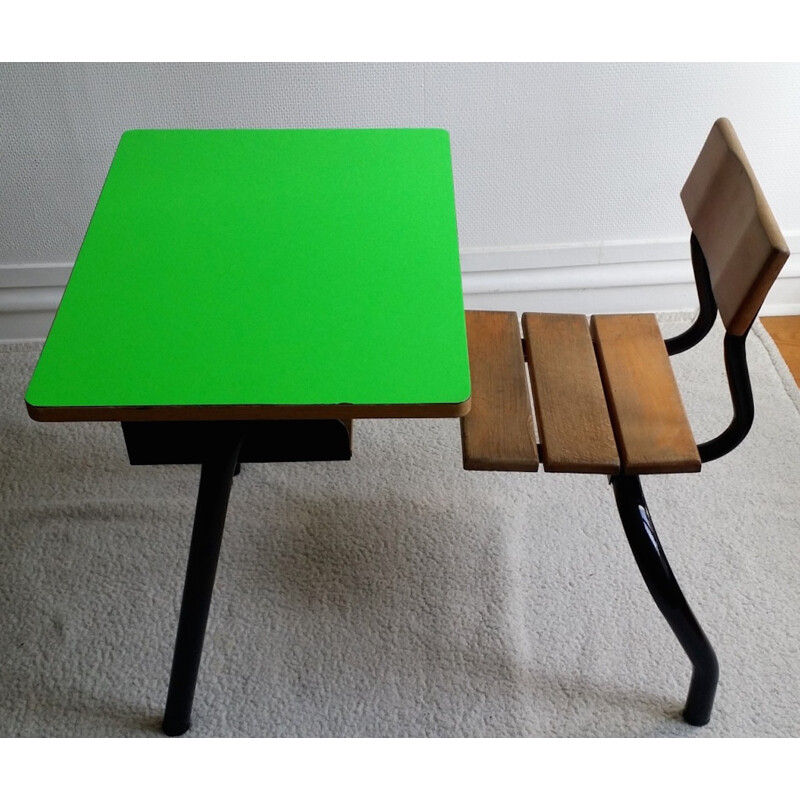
162;434;245;736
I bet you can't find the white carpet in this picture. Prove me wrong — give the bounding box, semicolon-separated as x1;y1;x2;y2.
2;315;799;737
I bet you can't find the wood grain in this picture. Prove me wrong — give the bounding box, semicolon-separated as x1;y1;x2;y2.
762;316;800;387
522;313;619;474
460;311;539;471
591;314;701;474
24;399;471;423
681;117;789;336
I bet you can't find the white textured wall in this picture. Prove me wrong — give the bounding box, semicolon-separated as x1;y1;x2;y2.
3;62;800;261
2;62;800;335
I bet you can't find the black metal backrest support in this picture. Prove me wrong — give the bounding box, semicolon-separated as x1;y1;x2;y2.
696;331;754;463
665;233;718;357
665;233;756;464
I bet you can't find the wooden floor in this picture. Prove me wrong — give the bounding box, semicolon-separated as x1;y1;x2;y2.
761;316;800;388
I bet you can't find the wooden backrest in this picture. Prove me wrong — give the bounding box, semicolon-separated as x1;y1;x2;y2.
681;118;789;336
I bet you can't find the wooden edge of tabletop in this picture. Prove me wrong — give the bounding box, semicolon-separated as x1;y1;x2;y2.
25;398;473;423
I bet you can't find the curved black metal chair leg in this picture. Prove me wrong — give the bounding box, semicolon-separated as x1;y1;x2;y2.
611;474;719;725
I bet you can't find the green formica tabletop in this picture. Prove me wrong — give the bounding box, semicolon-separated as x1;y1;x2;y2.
25;128;471;422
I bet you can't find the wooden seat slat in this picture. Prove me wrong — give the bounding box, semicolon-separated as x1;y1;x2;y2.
522;312;619;474
591;313;701;474
460;310;539;471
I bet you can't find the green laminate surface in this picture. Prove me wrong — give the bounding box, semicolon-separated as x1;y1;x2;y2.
26;128;470;419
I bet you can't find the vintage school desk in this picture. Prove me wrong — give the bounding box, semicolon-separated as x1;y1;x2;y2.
26;128;471;735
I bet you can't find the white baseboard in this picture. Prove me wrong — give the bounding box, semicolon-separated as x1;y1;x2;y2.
462;235;800;315
0;263;72;341
3;236;799;341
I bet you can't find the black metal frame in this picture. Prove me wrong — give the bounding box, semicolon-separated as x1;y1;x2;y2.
137;235;761;733
609;474;719;725
162;432;245;736
122;418;353;465
697;332;754;463
607;233;758;725
122;418;353;736
663;231;756;464
664;233;719;357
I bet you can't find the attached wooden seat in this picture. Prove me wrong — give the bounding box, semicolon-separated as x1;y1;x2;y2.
455;118;791;728
461;311;700;476
591;314;701;474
